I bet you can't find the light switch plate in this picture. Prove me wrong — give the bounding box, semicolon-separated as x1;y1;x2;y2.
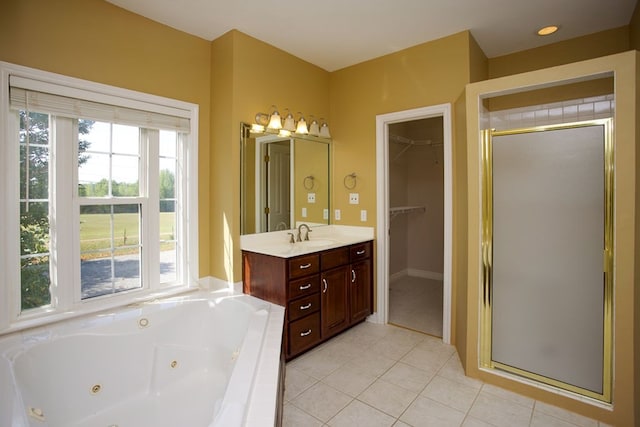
360;210;367;222
334;209;341;221
302;207;307;217
323;208;329;219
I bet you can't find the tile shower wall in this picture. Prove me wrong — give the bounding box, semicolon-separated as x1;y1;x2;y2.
488;95;615;130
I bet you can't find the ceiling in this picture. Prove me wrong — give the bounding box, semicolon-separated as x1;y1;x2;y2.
106;0;637;72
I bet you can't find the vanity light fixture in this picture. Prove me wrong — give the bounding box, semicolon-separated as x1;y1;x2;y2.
319;120;331;138
254;112;269;126
537;25;559;36
267;106;282;130
309;117;320;136
251;123;265;133
251;107;331;139
283;110;296;132
296;113;309;134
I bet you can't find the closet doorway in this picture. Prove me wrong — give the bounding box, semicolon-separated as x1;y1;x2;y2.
375;104;452;343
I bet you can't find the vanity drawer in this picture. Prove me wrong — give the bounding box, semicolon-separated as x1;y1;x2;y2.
289;312;320;355
350;241;372;262
289;254;320;279
288;294;320;322
288;275;319;299
321;247;350;270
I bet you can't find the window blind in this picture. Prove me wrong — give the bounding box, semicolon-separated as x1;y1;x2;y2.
9;75;190;132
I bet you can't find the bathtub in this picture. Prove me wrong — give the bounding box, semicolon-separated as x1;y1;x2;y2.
0;290;285;427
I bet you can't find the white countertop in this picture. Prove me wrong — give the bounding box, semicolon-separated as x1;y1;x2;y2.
240;225;374;258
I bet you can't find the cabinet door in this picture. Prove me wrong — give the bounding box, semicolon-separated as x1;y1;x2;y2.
321;266;349;338
350;259;371;323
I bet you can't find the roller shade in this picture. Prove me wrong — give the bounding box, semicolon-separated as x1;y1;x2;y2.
9;75;190;132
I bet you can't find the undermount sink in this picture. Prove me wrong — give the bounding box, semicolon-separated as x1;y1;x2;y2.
260;238;345;256
297;238;340;248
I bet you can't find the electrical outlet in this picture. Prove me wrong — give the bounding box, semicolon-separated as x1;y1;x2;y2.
302;207;307;218
360;210;367;222
334;209;341;221
349;193;359;204
323;209;329;220
307;192;316;203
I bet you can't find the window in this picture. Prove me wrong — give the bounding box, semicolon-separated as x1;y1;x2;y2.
1;62;199;332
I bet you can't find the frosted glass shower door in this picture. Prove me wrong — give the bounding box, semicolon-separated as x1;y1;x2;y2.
482;120;613;401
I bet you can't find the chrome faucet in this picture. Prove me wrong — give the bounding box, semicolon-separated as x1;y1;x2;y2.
297;223;311;242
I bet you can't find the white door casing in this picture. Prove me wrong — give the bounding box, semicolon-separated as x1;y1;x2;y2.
375;104;452;344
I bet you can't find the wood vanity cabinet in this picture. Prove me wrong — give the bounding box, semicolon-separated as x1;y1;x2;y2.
242;240;373;360
349;243;373;324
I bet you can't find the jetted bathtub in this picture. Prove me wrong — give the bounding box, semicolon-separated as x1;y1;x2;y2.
0;290;285;427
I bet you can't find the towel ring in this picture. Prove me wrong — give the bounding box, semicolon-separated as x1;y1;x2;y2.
343;173;357;190
303;175;315;190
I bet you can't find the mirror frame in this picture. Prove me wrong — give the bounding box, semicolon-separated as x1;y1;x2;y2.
240;122;331;235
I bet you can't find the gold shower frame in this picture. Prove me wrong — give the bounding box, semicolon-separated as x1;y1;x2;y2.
480;118;614;403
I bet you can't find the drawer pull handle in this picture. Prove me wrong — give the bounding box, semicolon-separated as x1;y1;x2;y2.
300;303;312;310
351;269;356;283
322;278;328;293
356;249;365;255
300;329;312;337
299;263;312;269
299;283;312;290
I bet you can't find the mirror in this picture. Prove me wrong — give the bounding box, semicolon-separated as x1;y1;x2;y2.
240;122;330;234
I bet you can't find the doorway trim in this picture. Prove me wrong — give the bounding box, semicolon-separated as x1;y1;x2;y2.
255;134;295;232
375;103;452;344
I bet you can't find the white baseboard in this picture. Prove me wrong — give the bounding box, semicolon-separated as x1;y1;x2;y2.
408;269;444;281
200;276;242;293
366;312;382;324
389;269;408;283
389;269;444;282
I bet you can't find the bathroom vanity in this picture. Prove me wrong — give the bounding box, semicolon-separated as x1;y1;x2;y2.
241;226;374;360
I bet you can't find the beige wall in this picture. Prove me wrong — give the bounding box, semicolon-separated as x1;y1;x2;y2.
294;139;330;227
330;31;482;346
0;0;212;276
209;31;330;282
330;31;471;222
488;26;631;78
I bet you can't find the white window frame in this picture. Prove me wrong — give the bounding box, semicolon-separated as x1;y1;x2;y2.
0;62;199;334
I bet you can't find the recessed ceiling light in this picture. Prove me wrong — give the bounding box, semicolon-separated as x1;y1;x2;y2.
537;25;559;36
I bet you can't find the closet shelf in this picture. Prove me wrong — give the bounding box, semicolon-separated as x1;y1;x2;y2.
390;205;426;221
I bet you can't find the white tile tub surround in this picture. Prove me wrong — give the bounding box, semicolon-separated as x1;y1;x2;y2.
240;225;374;258
0;289;284;427
489;94;614;130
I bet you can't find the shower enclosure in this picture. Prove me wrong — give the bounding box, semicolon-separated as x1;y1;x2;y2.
480;119;613;402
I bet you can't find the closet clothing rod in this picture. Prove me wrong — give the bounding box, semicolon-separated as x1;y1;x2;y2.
389;134;442;161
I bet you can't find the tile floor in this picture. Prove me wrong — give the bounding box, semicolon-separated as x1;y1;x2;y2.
389;276;443;337
283;322;610;427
